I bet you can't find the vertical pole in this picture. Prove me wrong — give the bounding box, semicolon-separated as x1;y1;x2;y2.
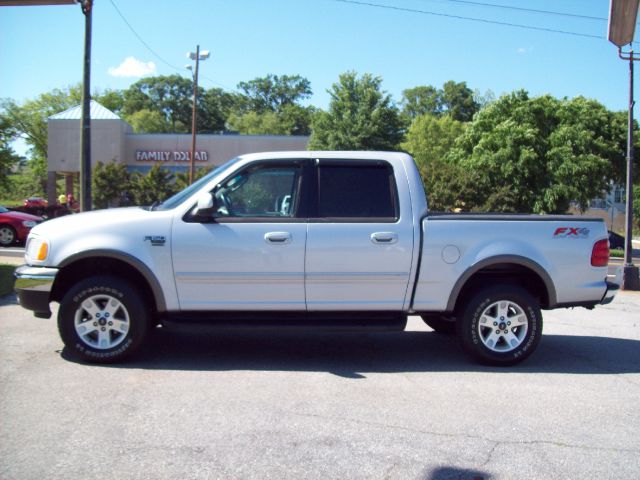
623;50;640;290
190;45;200;185
80;0;92;211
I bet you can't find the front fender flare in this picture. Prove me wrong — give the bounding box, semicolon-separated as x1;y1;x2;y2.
58;249;167;312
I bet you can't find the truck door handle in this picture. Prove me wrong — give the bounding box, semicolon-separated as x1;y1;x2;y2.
265;232;292;244
371;232;398;244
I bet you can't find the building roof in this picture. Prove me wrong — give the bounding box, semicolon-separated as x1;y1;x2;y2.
49;100;121;120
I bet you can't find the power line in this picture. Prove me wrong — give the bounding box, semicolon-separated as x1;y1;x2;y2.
417;0;608;23
333;0;608;41
108;0;182;72
107;0;237;92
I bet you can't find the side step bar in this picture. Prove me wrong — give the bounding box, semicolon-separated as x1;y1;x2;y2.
160;311;408;333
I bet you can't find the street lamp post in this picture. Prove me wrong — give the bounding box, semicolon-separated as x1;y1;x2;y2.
608;0;640;290
186;46;210;184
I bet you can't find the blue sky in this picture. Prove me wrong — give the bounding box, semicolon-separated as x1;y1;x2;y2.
0;0;636;115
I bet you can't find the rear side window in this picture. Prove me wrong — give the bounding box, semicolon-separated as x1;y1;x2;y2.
317;163;398;220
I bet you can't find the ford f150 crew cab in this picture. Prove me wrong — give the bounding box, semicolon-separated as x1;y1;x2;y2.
14;151;620;365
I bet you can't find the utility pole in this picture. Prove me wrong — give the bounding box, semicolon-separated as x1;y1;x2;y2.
186;46;209;184
620;47;640;289
79;0;92;211
609;0;640;290
190;45;200;185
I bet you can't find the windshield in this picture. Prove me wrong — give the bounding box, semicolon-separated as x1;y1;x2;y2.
154;157;242;211
0;206;8;213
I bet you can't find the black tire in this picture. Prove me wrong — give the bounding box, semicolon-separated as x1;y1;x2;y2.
458;285;542;366
58;275;150;363
421;314;457;334
0;224;16;247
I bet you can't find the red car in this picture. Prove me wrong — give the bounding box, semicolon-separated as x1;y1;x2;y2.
23;197;47;208
0;206;43;247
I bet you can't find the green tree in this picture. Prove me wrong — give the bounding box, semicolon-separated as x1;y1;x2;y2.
230;75;314;135
92;161;131;209
441;80;479;122
129;164;176;206
123;109;172;133
447;91;632;213
236;74;312;113
399;112;477;212
1;85;82;160
417;159;480;211
1;85;83;192
474;89;496;110
94;89;125;114
308;72;403;151
400;114;465;168
401;81;480;123
122;75;193;132
401;85;441;120
0;115;21;191
199;88;236;133
227;111;289;135
227;104;314;136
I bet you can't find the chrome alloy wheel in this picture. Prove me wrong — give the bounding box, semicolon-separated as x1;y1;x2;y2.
74;294;130;350
477;300;529;353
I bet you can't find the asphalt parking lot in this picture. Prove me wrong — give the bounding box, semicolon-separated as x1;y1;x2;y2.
1;291;639;480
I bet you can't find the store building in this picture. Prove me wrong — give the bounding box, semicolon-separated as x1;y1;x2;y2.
570;184;627;232
47;101;310;204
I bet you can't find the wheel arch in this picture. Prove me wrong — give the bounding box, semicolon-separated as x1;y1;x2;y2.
447;255;557;313
52;250;167;312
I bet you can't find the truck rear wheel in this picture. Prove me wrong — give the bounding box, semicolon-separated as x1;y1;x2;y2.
58;275;149;363
421;314;456;334
458;285;542;366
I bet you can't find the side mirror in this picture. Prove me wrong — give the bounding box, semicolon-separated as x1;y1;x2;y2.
193;192;216;217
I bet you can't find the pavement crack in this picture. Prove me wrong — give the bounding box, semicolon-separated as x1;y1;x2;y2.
544;343;640;387
481;442;499;468
288;410;640;457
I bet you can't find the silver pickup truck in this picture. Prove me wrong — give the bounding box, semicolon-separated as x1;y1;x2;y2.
14;151;619;365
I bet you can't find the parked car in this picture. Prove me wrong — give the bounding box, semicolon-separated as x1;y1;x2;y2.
19;197;48;217
608;230;625;250
23;197;47;208
0;206;43;247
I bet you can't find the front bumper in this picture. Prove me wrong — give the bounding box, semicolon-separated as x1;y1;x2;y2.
14;265;58;318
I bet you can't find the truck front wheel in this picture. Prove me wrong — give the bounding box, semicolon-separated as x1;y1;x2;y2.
58;275;149;363
458;285;542;366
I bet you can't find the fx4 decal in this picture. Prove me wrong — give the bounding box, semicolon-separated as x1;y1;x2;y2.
553;227;590;238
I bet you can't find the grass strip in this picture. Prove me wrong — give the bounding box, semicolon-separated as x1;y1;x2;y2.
0;264;17;297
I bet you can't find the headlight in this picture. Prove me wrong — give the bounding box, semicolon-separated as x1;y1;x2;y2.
23;221;37;228
26;236;49;262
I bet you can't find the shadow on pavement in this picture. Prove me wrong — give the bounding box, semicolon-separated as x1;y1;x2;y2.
61;327;640;376
425;466;492;480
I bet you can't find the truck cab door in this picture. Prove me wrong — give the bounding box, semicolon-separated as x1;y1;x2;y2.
171;160;308;311
305;160;414;311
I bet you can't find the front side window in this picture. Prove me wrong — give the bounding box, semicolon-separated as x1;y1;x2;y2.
214;164;301;218
317;163;398;220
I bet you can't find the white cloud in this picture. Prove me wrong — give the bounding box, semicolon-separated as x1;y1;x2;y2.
108;57;157;78
517;47;527;54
